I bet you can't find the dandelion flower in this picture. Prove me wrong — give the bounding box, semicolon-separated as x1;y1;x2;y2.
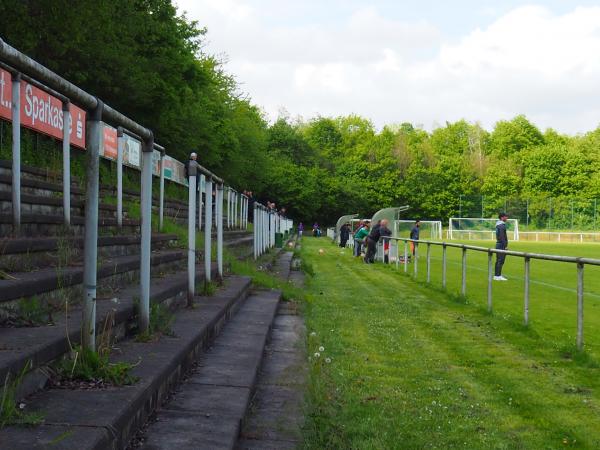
310;331;317;336
319;346;325;352
325;358;331;364
314;352;320;358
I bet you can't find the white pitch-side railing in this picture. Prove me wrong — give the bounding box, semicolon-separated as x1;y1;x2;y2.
380;236;600;351
0;38;248;352
253;206;293;259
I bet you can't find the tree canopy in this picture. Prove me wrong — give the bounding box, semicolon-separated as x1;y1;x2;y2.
1;1;598;226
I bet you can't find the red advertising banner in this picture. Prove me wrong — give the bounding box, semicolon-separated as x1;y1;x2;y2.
0;67;86;149
0;68;11;120
102;125;118;160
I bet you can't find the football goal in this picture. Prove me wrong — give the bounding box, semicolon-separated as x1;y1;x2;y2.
394;220;442;240
449;217;520;241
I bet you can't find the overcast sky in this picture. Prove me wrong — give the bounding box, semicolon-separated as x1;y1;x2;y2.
175;0;600;134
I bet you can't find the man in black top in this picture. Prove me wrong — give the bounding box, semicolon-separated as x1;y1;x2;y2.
494;213;509;281
365;219;391;264
339;223;350;248
410;220;420;257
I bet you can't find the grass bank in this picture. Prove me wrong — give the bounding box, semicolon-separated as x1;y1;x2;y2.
300;236;600;449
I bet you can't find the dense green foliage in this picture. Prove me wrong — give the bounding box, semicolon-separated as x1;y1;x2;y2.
2;1;600;226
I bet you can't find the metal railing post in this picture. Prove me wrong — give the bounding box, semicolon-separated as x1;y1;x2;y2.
442;244;447;289
62;101;71;227
413;241;418;278
116;127;123;228
139;134;154;334
159;151;165;232
198;174;204;231
253;203;258;259
524;257;530;326
426;243;431;283
11;72;20;231
187;167;197;307
487;251;493;312
82;100;103;351
577;262;584;350
404;241;408;273
227;188;231;229
204;177;213;282
461;247;467;297
239;194;243;229
395;240;399;269
216;183;223;278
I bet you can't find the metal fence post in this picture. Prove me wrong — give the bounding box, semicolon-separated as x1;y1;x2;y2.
524;257;530;326
116;127;123;228
461;247;467;297
198;174;204;231
404;241;408;273
11;72;20;231
82;100;103;351
396;240;399;269
487;251;493;312
217;183;223;278
577;262;584;350
62;101;71;227
413;241;418;278
239;194;243;229
159;150;165;232
227;188;231;229
253;203;258;259
139;133;154;333
204;177;213;282
187;166;197;306
442;244;447;289
426;243;431;283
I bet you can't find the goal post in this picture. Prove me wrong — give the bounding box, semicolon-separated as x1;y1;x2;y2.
449;218;519;241
394;220;443;240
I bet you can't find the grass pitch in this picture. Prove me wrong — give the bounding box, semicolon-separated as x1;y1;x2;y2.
300;236;600;449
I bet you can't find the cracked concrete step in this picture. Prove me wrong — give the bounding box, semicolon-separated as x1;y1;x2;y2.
0;248;187;306
0;264;220;399
139;289;282;450
0;233;178;271
2;275;252;450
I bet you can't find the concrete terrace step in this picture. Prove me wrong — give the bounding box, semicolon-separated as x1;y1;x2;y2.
0;265;220;399
0;159;81;185
0;190;121;218
138;289;281;450
0;248;186;307
0;233;178;271
0;213;140;236
0;173;85;198
3;275;252;450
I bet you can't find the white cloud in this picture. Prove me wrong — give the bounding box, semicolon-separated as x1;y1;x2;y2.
177;1;600;134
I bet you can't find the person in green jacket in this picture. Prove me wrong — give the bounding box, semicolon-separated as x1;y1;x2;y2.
353;222;370;257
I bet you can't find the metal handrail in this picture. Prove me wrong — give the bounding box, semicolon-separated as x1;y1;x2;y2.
380;236;593;350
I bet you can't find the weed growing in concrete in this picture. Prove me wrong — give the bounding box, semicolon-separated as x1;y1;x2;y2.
135;303;175;342
0;362;44;428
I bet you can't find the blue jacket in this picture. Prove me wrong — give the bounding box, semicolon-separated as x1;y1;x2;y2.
496;220;508;248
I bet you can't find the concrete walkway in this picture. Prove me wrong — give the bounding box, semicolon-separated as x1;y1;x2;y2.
237;250;307;449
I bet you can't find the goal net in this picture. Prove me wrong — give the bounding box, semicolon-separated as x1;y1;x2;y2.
449;218;519;241
394;220;442;240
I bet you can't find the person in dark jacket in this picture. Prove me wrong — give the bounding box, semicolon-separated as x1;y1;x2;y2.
365;219;390;263
339;223;350;248
409;220;420;257
494;213;509;281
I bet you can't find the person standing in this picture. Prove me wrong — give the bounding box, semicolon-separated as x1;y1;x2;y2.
298;222;304;237
410;220;420;257
339;223;350;248
353;222;370;257
365;219;390;264
494;213;509;281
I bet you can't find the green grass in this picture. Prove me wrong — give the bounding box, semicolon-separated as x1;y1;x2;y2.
300;236;600;449
394;239;600;359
